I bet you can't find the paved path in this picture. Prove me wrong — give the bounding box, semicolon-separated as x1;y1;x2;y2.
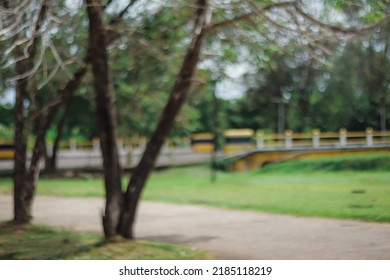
1;195;389;259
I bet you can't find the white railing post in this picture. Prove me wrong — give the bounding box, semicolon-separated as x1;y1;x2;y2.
70;139;77;151
312;129;320;148
339;128;347;147
285;130;293;149
93;138;100;151
46;141;53;157
126;144;133;166
184;137;191;148
139;137;146;151
256;131;264;149
366;127;373;146
118;138;125;152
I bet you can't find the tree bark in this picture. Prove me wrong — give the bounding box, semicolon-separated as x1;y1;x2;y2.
45;95;73;174
118;0;210;239
12;0;127;225
13;1;49;223
86;0;124;240
13;68;31;223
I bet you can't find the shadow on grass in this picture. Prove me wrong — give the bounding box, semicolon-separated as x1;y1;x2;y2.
0;222;209;260
0;221;101;259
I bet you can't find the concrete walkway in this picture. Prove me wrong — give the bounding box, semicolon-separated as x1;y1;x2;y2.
1;195;389;259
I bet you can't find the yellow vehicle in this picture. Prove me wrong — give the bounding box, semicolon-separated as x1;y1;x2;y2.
0;143;14;160
223;129;254;154
191;133;215;153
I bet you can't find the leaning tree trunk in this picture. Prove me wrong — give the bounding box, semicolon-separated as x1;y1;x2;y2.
12;0;124;225
86;0;124;240
45;95;73;175
118;0;210;239
12;1;50;224
13;58;87;224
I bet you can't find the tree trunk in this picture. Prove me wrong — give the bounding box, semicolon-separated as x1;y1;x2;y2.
12;1;49;224
13;75;31;223
45;95;73;175
118;0;210;239
86;0;124;240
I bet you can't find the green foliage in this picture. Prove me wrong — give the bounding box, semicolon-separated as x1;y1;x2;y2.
1;0;389;145
311;41;390;132
0;104;13;125
226;34;390;133
111;5;194;138
0;124;13;142
0;104;13;142
328;0;389;23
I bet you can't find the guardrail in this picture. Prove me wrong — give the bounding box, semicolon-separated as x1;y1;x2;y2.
1;128;389;155
46;137;192;154
255;128;390;150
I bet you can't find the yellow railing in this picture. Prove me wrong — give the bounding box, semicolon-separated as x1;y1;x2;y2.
255;128;390;150
1;128;389;158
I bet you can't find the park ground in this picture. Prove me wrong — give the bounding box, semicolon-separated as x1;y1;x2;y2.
0;154;390;259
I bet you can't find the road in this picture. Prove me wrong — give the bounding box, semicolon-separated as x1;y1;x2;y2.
0;148;212;174
1;195;389;259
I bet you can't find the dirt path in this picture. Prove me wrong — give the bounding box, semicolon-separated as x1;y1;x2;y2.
1;195;389;259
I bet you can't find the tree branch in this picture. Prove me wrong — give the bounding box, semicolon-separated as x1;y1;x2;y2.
30;0;132;123
293;3;390;35
108;0;138;25
27;0;49;58
204;1;296;34
105;0;114;9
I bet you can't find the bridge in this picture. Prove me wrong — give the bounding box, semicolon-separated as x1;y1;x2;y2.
0;146;212;175
1;128;389;174
221;128;390;171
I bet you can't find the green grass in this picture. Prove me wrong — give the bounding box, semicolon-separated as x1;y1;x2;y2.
0;154;390;222
0;222;208;260
260;153;390;173
143;165;390;222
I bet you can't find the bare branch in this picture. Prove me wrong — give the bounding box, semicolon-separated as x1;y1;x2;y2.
0;0;30;15
105;0;114;9
27;0;49;58
108;0;138;24
260;12;296;33
293;3;390;35
31;0;134;118
0;12;25;38
204;1;296;33
4;36;29;55
37;64;60;90
37;65;88;120
8;40;47;82
48;42;73;79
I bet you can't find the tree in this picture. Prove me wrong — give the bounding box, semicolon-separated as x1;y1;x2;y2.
1;0;132;224
111;0;390;239
11;0;58;222
86;0;125;238
85;0;212;239
117;0;211;238
3;0;389;238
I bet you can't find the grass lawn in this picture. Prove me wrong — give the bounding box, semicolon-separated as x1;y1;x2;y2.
0;222;208;260
0;154;389;222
